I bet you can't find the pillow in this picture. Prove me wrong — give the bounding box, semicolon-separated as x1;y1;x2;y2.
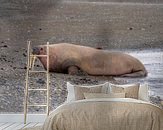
138;83;149;102
74;86;102;100
67;82;76;102
109;83;140;99
84;92;126;99
66;82;109;102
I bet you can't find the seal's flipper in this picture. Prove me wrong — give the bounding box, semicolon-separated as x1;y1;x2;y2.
96;47;102;50
120;70;147;77
68;66;79;75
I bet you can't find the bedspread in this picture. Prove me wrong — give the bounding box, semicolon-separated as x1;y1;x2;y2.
42;98;163;130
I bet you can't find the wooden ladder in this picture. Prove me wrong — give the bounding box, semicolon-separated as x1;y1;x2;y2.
24;41;50;124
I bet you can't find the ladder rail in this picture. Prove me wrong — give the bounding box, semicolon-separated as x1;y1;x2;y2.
24;41;31;124
30;56;36;70
46;42;50;116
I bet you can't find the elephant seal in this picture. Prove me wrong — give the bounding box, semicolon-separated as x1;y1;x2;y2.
32;43;147;77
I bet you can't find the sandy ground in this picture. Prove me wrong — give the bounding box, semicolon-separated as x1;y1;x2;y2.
0;1;163;113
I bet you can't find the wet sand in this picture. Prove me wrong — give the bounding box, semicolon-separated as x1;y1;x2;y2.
116;50;163;101
129;50;163;99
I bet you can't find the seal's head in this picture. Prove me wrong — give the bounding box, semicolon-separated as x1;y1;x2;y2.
32;45;46;55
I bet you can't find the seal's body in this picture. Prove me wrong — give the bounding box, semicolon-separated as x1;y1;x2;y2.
32;43;147;77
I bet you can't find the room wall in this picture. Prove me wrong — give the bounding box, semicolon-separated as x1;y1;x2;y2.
0;0;162;113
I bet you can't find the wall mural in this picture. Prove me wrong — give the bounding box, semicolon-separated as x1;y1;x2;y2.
0;0;162;114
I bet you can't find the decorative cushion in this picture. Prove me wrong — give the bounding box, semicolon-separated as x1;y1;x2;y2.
109;83;140;99
74;86;102;100
84;92;126;99
66;82;109;102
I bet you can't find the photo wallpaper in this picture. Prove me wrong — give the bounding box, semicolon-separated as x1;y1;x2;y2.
0;0;162;113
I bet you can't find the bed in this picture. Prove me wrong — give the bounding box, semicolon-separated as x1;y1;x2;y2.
23;82;163;130
42;98;163;130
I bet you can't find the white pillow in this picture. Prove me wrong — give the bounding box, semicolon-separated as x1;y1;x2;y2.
109;82;139;89
66;82;110;102
67;82;76;103
108;82;150;102
109;83;140;99
138;83;150;102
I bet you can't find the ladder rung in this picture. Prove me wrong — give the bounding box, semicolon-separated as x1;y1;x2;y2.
28;104;47;107
30;55;47;57
28;89;47;91
29;70;47;73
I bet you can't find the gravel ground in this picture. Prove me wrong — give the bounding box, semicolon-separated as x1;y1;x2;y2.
0;44;162;113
